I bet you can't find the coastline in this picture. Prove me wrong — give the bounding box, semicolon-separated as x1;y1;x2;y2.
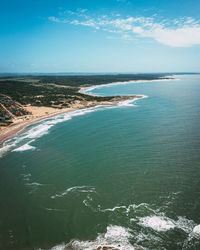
0;95;143;148
79;77;178;95
0;77;174;147
0;107;74;146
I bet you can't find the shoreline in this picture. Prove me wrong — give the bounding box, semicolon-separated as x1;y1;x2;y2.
0;108;73;146
0;95;143;148
0;77;174;147
79;77;178;96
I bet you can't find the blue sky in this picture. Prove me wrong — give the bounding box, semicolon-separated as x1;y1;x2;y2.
0;0;200;73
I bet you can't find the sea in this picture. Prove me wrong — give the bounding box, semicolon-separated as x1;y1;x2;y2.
0;74;200;250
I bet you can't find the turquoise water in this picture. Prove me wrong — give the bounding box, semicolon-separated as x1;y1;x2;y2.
0;75;200;249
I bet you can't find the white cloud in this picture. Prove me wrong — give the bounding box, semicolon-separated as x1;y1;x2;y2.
48;16;61;23
149;27;200;47
132;26;144;34
106;34;136;41
48;12;200;47
71;19;98;28
121;34;136;41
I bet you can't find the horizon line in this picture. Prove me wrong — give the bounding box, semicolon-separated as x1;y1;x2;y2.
0;71;200;75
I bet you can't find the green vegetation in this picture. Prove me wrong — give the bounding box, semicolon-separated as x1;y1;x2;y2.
0;74;170;108
36;73;170;87
0;121;12;126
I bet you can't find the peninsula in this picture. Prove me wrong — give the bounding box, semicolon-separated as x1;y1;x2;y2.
0;73;173;144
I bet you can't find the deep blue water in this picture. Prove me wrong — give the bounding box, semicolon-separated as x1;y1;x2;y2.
0;74;200;249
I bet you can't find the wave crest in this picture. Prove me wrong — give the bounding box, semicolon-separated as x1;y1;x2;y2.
51;225;134;250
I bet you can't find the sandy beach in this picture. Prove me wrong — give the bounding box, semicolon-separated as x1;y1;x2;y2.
0;89;143;146
0;77;177;146
79;77;178;95
0;106;72;146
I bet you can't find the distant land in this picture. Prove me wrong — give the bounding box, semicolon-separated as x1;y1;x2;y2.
0;72;199;77
0;73;184;144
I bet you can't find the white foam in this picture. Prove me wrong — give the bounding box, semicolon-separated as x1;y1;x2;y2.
24;124;52;139
189;224;200;240
139;215;197;234
193;225;200;235
98;202;197;236
0;106;102;157
183;224;200;247
11;138;36;152
1;76;176;159
117;95;148;107
101;205;128;212
51;244;66;250
0;90;147;158
0;143;14;158
23;173;31;177
104;225;131;241
117;99;136;107
51;186;96;199
25;182;44;186
44;207;66;212
83;194;93;207
81;77;178;96
100;202;155;215
0;135;25;157
139;215;175;232
134;231;161;244
13;143;36;152
52;225;134;250
176;216;196;234
21;173;31;181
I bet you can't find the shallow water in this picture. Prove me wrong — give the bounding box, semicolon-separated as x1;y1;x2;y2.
0;75;200;249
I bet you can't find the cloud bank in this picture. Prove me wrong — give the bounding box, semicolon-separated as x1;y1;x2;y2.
49;10;200;47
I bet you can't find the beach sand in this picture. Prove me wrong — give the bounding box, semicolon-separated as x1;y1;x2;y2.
79;77;178;95
1;77;175;146
0;94;142;146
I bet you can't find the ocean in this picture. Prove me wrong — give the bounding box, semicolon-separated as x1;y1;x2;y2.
0;74;200;249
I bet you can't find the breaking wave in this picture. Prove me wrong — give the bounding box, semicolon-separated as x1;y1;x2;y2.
117;95;147;107
139;215;175;232
192;225;200;236
0;106;107;157
12;140;36;152
51;225;134;250
0;94;145;158
98;203;196;234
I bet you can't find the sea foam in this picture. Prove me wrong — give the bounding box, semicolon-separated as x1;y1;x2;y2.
0;106;105;157
51;186;96;199
98;202;197;235
51;225;134;250
139;215;175;232
117;95;148;107
13;142;36;152
138;214;197;234
192;225;200;235
0;83;146;158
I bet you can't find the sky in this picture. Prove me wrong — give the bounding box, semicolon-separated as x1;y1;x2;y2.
0;0;200;73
